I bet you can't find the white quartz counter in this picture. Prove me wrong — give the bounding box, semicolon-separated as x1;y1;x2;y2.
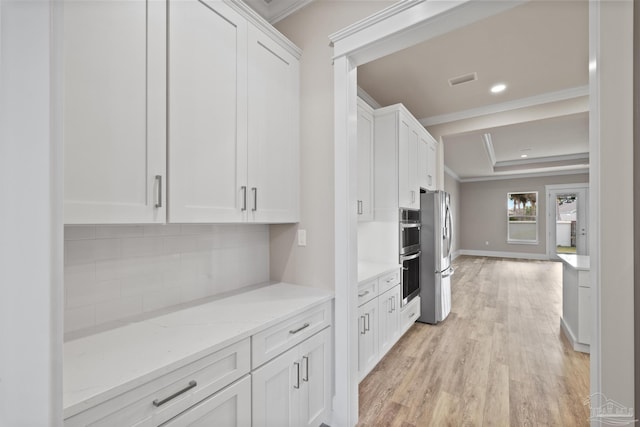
557;254;590;271
64;282;333;418
358;261;401;283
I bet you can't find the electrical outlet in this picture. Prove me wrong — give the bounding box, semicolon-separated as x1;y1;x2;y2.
298;229;307;246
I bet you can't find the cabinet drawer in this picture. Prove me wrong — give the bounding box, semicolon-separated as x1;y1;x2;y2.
400;296;421;334
252;301;331;369
65;338;250;427
160;375;251;427
378;269;400;294
358;278;378;306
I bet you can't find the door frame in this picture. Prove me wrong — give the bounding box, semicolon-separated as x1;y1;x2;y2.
330;1;615;425
545;183;589;259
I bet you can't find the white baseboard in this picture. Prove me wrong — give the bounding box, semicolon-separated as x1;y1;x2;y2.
457;249;549;261
560;317;590;354
451;250;461;261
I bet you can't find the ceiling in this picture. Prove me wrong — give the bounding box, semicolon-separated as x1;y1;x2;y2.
356;0;590;181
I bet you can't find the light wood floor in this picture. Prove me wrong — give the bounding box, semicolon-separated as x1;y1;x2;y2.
357;256;590;427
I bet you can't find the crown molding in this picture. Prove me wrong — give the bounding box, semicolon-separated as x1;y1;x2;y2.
357;86;382;109
328;1;422;46
444;165;461;181
268;0;315;24
459;168;590;183
420;85;590;127
482;133;496;166
224;0;302;58
493;153;589;172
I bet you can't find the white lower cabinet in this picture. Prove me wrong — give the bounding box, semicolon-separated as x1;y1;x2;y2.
357;267;418;382
252;327;332;427
357;298;379;381
160;376;251;427
578;286;591;345
378;285;401;356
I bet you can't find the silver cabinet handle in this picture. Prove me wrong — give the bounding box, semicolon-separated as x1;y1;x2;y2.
365;313;370;332
289;323;310;335
252;187;257;211
293;362;300;389
154;175;162;208
409;312;416;318
152;380;197;407
360;315;366;335
388;297;393;314
357;200;363;215
358;290;370;298
391;296;395;312
411;190;416;203
386;277;395;283
302;356;309;382
241;186;247;211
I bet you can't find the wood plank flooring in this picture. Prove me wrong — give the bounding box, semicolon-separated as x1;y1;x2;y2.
357;256;590;427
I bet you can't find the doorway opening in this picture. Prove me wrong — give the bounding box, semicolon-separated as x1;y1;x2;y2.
546;184;589;259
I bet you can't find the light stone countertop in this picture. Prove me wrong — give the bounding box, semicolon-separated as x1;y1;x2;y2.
64;282;334;419
358;261;402;284
557;254;590;271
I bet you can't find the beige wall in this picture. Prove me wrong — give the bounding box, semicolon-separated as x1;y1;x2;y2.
270;1;393;289
444;172;461;257
459;174;589;255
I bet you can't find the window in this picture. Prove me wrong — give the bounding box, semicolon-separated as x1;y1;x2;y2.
507;192;538;244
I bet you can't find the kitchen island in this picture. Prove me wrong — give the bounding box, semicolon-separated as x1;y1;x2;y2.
558;254;590;353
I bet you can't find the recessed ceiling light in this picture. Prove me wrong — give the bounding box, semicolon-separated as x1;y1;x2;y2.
490;83;506;94
520;154;528;158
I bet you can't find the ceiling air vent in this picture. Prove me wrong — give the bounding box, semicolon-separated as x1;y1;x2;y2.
448;72;478;87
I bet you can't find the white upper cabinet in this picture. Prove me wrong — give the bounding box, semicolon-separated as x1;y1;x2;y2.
375;104;438;214
169;4;299;223
419;133;437;192
63;0;166;224
357;98;374;221
247;25;300;223
168;0;248;223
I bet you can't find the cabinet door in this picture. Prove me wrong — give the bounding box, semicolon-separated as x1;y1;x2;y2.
252;346;299;427
378;285;401;355
64;0;166;224
298;328;331;427
358;298;379;381
159;376;251;427
418;135;429;190
578;287;591;345
247;25;300;223
357;100;374;221
168;0;248;223
398;114;419;210
427;137;437;191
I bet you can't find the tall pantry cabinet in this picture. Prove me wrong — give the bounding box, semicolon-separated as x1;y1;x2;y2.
64;0;300;225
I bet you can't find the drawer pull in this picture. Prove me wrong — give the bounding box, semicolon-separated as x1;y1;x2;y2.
358;290;370;298
409;312;416;318
386;278;395;283
289;323;310;335
152;380;197;407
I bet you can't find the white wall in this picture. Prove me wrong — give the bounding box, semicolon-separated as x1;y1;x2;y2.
270;0;393;289
63;224;269;335
0;1;63;425
592;0;635;412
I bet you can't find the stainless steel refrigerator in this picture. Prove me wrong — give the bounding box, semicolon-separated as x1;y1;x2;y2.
418;190;453;324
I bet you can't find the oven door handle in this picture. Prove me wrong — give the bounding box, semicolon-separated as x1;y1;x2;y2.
400;251;421;262
400;223;421;229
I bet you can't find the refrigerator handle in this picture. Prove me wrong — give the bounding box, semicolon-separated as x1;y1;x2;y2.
442;267;455;278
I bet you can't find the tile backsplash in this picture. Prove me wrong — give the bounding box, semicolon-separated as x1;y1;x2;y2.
64;224;269;334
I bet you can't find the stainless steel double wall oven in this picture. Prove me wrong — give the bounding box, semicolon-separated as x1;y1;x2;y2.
399;208;421;305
